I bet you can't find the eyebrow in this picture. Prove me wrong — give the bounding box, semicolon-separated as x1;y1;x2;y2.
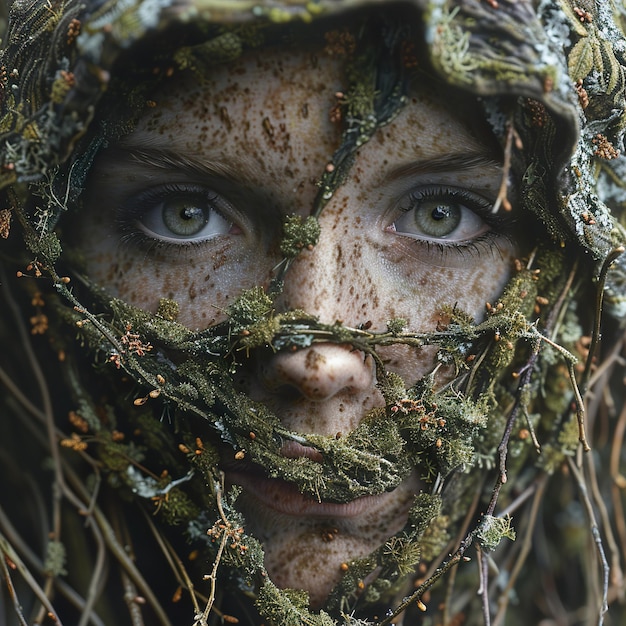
105;146;501;191
387;152;502;181
102;146;248;182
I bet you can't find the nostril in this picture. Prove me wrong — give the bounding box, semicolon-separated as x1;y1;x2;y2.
259;344;374;402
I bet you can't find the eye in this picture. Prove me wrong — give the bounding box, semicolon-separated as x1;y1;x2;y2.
125;184;235;244
390;185;491;243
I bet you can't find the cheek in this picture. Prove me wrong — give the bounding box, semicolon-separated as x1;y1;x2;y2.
375;243;515;331
75;235;278;329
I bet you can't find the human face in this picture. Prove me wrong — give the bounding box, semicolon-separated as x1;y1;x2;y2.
75;40;519;606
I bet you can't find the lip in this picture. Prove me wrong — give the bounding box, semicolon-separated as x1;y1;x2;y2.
225;464;387;518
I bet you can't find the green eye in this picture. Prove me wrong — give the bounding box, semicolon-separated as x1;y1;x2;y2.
392;186;490;243
413;201;462;238
132;186;233;243
162;200;209;236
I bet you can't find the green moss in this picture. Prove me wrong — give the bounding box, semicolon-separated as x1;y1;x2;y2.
477;514;516;552
256;579;336;625
419;515;450;562
156;298;180;321
279;214;321;258
227;287;274;331
377;370;407;404
158;487;200;526
238;317;282;350
24;229;62;263
386;318;408;335
174;32;243;72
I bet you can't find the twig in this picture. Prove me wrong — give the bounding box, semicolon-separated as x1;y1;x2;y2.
1;548;29;626
76;507;108;626
567;457;609;625
585;447;624;606
0;504;105;626
377;552;467;626
62;468;174;626
580;246;625;395
491;117;515;214
610;398;626;573
141;511;207;614
442;484;484;624
195;478;230;626
121;570;146;626
0;530;63;625
492;475;548;626
477;543;491;626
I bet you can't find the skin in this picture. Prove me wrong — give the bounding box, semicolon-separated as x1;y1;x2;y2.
75;40;522;608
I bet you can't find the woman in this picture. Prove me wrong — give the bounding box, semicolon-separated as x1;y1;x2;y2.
1;1;625;624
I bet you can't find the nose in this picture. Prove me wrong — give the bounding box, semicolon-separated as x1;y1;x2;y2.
260;344;375;401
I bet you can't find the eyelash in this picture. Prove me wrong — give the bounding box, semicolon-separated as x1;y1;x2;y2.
114;182;516;266
395;184;516;259
116;183;230;254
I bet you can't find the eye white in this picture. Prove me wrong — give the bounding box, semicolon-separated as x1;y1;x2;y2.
138;193;232;243
391;188;490;242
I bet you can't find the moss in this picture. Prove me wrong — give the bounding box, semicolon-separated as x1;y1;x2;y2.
238;316;282;350
227;287;274;331
386;317;408;335
537;416;580;474
376;370;407;404
327;494;442;613
24;229;62;263
477;514;516;552
174;32;243;72
157;487;200;526
279;214;321;258
256;579;336;625
419;515;450;562
156;297;179;321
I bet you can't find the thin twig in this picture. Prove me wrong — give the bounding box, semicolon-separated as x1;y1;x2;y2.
492;475;548;626
142;512;206;614
477;544;491;626
196;479;230;626
442;484;484;624
491;117;515;214
567;457;609;625
1;549;29;626
585;448;624;606
121;570;146;626
580;246;625;394
377;552;467;626
0;530;63;625
610;397;626;572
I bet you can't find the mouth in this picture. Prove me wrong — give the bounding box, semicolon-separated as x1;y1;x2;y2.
225;464;389;518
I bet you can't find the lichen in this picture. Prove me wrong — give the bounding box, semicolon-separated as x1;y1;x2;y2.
44;540;68;577
477;514;516;552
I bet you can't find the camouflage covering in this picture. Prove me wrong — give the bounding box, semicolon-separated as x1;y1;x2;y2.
1;1;626;625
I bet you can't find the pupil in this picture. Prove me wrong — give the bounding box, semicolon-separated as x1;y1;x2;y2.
431;205;451;221
181;206;203;221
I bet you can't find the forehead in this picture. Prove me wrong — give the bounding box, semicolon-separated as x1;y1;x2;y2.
120;43;499;190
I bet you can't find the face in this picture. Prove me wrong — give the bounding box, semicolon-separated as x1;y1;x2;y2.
75;38;520;607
